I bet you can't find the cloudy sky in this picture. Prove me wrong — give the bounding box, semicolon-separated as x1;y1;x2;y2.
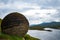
0;0;60;25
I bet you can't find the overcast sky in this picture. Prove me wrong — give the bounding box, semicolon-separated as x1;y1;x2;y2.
0;0;60;25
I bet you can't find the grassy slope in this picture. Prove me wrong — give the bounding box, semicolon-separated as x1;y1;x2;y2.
0;33;39;40
0;33;23;40
29;26;44;30
0;18;39;40
24;34;39;40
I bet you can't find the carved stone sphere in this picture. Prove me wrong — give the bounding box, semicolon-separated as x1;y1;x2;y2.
1;12;29;37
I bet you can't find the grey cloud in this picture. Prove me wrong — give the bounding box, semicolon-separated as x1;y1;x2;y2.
51;13;60;18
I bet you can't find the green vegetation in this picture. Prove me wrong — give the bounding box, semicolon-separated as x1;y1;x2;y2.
0;33;23;40
0;33;39;40
29;25;44;30
30;22;60;29
24;34;39;40
39;22;60;29
0;18;39;40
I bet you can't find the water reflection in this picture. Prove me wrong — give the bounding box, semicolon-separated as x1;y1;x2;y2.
27;28;60;40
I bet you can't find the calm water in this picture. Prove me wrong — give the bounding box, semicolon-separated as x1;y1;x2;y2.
27;28;60;40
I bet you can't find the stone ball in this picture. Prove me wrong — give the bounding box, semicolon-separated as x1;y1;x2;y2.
1;12;29;37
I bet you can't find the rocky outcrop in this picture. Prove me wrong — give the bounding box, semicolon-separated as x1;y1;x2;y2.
1;12;29;37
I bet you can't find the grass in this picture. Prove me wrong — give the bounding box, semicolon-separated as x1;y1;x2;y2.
0;33;39;40
0;33;23;40
24;34;39;40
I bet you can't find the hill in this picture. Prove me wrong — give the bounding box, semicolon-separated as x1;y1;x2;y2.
29;25;44;30
30;22;60;29
40;22;60;29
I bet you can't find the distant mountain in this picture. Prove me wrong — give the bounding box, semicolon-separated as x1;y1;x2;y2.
41;22;60;28
30;22;60;29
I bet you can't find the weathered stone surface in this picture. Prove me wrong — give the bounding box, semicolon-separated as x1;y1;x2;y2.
1;12;29;37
